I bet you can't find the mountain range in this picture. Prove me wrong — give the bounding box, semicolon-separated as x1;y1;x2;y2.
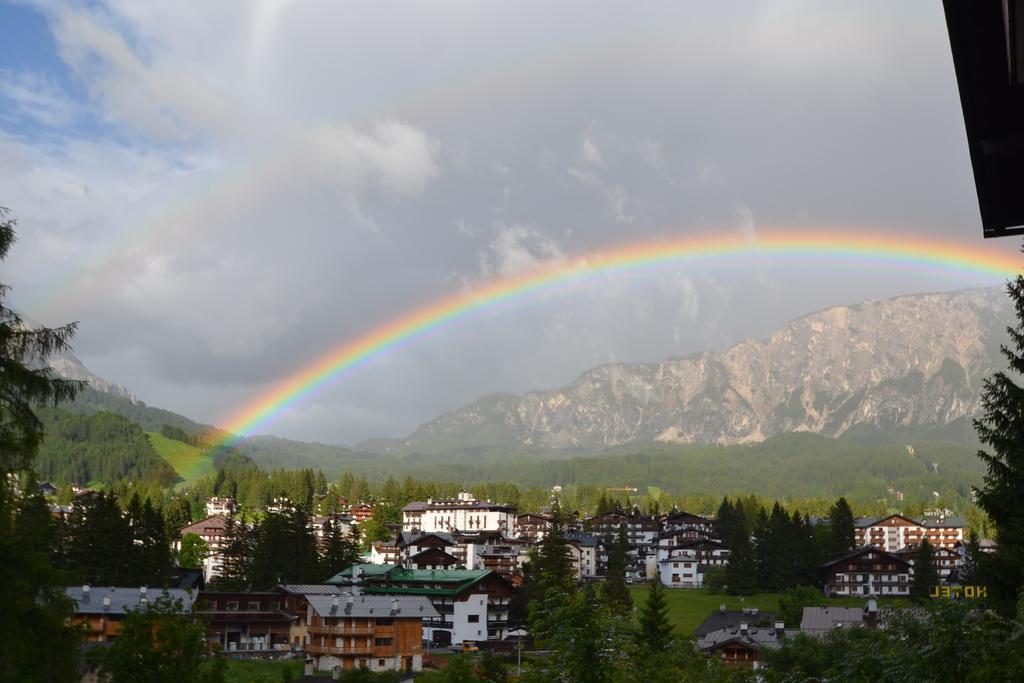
367;287;1008;454
51;286;1011;459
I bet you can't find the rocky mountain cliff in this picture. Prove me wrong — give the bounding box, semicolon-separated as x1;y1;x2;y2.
46;349;138;403
407;287;1011;449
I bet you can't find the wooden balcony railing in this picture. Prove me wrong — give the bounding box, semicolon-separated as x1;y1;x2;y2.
310;626;374;636
306;644;372;656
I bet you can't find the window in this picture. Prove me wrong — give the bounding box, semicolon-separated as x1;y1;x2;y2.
270;601;280;610
468;614;480;623
378;659;386;667
226;601;239;611
248;601;260;611
207;600;218;610
374;638;393;646
375;618;393;626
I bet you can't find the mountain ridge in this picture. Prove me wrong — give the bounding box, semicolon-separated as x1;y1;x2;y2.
388;286;1010;452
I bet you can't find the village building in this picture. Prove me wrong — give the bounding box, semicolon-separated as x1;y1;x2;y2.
195;591;294;652
661;510;717;537
401;491;516;536
327;565;516;646
799;600;881;637
311;513;356;541
205;496;237;517
271;584;353;648
696;621;785;669
65;586;194;642
303;593;438;675
583;511;660;548
513;513;551;542
693;607;780;639
566;533;601;580
854;514;965;552
658;539;731;588
176;514;229;582
891;544;963;580
349;503;375;525
820;547;912;597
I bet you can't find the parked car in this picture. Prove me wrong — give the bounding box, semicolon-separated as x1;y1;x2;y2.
448;641;480;653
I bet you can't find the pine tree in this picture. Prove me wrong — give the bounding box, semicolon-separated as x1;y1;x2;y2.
0;208;84;682
910;538;938;603
974;275;1024;613
212;516;256;591
725;518;758;595
321;519;359;578
65;492;135;585
827;497;856;557
137;498;172;585
1;477;80;682
636;577;673;653
601;523;633;615
529;502;576;641
715;497;737;543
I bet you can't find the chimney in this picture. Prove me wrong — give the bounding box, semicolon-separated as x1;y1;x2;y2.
82;585;90;602
739;622;748;636
775;621;785;631
719;603;726;613
345;595;354;614
391;598;400;614
102;596;112;611
331;596;340;615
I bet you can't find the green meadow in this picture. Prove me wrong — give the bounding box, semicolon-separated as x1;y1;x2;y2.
147;431;214;488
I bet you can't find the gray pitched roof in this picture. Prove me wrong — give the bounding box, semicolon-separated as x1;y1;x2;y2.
65;586;194;615
306;593;439;619
274;584;350;595
696;625;784;652
693;609;779;638
799;606;867;635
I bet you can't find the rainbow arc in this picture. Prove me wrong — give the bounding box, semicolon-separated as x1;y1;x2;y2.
211;229;1021;448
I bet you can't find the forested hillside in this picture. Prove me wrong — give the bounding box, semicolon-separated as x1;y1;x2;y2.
59;387;208;435
34;407;177;487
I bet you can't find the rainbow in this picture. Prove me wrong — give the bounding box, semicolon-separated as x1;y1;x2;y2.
212;228;1020;447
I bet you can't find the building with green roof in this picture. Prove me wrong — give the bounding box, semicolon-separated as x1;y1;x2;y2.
326;565;516;645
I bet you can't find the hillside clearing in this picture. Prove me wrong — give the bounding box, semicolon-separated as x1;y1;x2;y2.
147;432;214;488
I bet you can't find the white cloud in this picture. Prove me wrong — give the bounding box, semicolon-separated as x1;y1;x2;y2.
581;135;605;167
308;120;440;197
479;224;565;278
50;7;234;141
636;139;664;170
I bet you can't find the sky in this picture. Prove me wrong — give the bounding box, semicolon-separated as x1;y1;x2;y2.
0;0;1018;444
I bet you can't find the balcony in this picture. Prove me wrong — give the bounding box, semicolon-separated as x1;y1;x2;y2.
306;644;372;656
310;626;375;636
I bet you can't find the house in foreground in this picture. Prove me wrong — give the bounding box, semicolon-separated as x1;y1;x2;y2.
327;564;516;645
303;594;438;675
195;591;295;652
65;586;194;642
696;621;786;669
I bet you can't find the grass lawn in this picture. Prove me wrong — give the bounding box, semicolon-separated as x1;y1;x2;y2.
222;658;305;683
628;586;782;636
627;586;912;637
147;431;214;488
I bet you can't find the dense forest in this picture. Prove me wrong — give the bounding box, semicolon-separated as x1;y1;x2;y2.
34;407;176;487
